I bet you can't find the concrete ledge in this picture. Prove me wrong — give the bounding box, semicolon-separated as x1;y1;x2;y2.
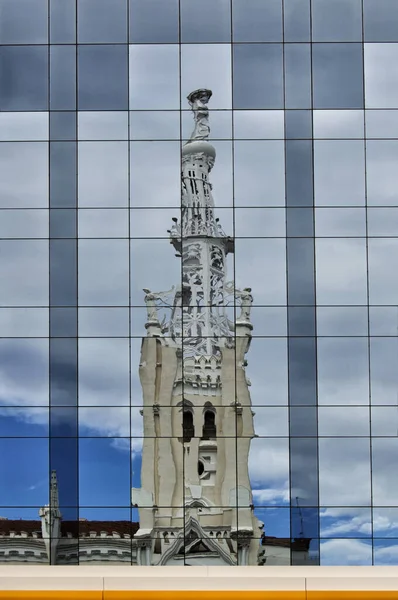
0;567;397;599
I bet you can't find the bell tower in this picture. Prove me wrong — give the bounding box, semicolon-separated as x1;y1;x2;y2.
132;90;262;566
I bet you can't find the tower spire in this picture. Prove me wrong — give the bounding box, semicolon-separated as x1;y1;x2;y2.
168;89;234;357
142;90;253;357
50;470;60;510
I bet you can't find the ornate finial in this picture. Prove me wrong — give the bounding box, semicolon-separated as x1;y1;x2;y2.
187;89;212;142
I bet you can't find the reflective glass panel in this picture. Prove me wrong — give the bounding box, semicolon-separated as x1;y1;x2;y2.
180;0;231;43
312;0;362;42
0;0;48;44
313;44;364;109
232;0;282;42
78;0;127;43
0;46;48;111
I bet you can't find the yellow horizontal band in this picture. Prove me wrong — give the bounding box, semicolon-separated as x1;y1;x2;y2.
103;593;305;600
307;594;398;600
0;594;102;600
1;592;398;600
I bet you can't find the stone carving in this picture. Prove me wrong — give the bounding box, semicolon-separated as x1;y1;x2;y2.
143;289;159;322
187;89;212;141
167;218;181;239
184;243;201;262
237;288;253;322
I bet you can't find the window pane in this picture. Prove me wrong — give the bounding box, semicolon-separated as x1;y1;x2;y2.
366;141;398;206
232;0;282;42
234;141;285;207
50;46;76;111
129;111;180;141
315;208;366;237
78;46;128;111
314;141;365;206
0;0;48;44
50;240;77;306
129;46;180;110
233;110;284;140
316;239;368;305
78;240;129;306
285;141;313;207
317;306;368;336
287;240;315;306
130;142;180;208
0;308;48;337
78;142;128;208
79;209;128;238
319;438;371;506
284;0;310;42
129;0;179;43
235;239;286;305
181;0;230;43
364;0;398;42
0;241;48;307
319;407;370;436
313;110;364;139
50;111;76;142
50;142;77;208
366;110;398;138
0;46;48;111
234;208;286;237
312;0;362;42
0;112;48;141
0;209;48;239
318;338;369;405
78;0;127;43
313;44;364;109
368;239;398;305
78;112;128;141
365;44;398;108
284;45;311;109
370;338;398;406
0;142;48;208
285;110;312;139
372;439;398;506
50;0;76;43
0;439;49;506
368;208;398;236
233;45;283;109
288;338;317;405
78;339;130;406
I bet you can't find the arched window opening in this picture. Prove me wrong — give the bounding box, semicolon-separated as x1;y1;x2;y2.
183;410;195;442
198;460;205;477
202;410;216;440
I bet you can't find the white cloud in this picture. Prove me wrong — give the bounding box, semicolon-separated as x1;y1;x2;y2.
321;538;372;566
253;484;289;505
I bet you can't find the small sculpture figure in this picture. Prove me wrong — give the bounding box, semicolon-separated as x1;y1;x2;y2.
143;289;159;322
187;89;212;142
237;287;253;322
168;217;181;239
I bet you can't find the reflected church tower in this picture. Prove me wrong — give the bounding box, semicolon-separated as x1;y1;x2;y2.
133;90;263;566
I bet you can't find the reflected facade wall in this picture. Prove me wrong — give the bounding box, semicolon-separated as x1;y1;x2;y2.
1;0;398;566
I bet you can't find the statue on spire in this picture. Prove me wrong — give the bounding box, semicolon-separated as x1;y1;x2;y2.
187;89;212;142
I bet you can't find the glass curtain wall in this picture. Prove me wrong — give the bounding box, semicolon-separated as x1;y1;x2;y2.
0;0;398;566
